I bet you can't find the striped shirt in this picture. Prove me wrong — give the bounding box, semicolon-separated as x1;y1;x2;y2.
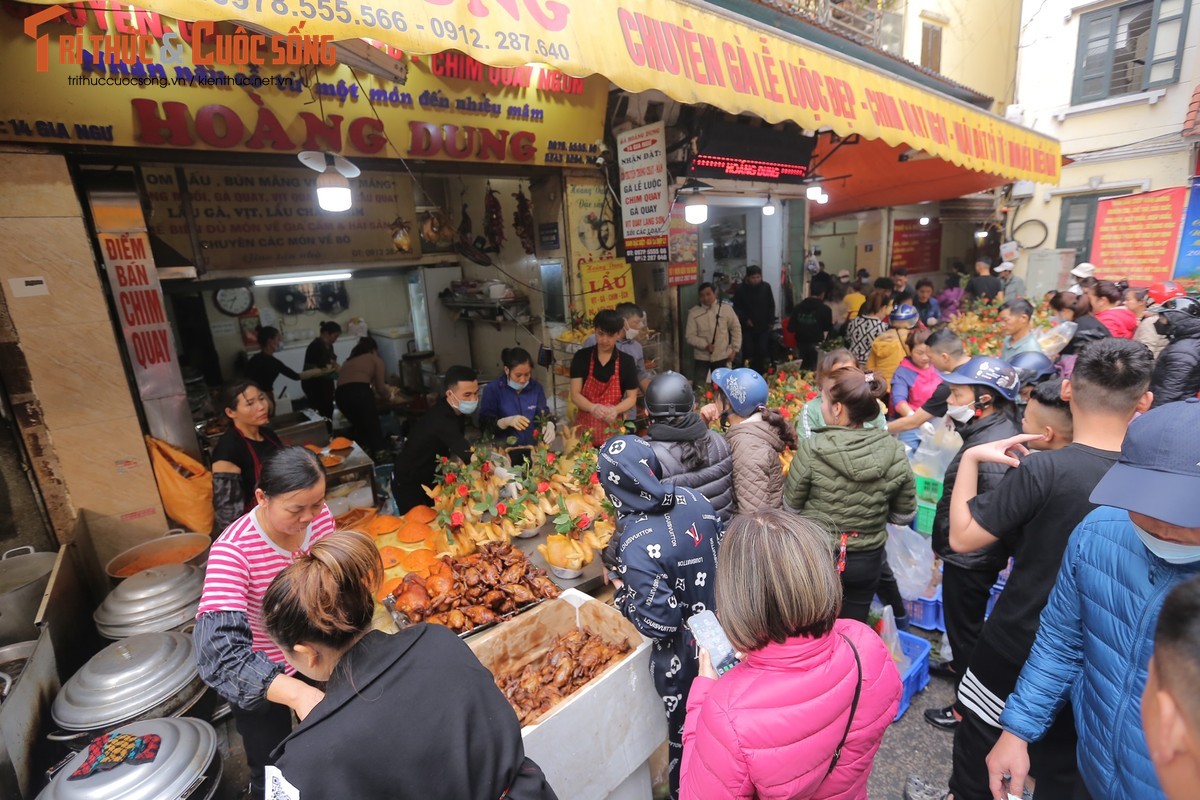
197;505;335;672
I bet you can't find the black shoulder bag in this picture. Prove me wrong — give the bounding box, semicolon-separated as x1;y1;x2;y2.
825;633;864;777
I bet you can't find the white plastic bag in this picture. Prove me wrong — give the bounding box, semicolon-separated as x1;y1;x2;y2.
872;605;911;674
1037;321;1076;357
886;523;936;601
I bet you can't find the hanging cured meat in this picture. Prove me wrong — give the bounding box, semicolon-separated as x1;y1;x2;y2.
483;183;506;252
512;186;536;255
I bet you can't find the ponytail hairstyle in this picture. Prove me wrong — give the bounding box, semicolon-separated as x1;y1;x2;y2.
263;530;383;653
826;367;887;426
1092;280;1125;305
255;325;280;348
761;408;799;451
500;347;533;370
349;336;378;359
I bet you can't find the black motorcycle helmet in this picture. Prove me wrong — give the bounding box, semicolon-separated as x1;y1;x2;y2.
1151;296;1200;317
1007;351;1056;388
645;371;696;419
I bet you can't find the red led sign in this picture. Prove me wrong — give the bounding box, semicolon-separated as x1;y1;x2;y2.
690;154;809;181
688;121;816;185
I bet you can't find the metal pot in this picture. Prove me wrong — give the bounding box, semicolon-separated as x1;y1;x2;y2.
104;531;211;582
38;718;221;800
0;639;36;703
0;546;56;645
93;564;203;640
50;632;207;743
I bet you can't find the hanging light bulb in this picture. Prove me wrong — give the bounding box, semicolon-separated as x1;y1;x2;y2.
316;171;352;212
806;185;823;201
762;192;777;216
684;193;709;225
816;191;830;205
919;216;930;226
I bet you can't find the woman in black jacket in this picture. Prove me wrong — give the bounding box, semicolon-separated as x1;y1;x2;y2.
1148;297;1200;407
262;531;557;799
644;371;735;520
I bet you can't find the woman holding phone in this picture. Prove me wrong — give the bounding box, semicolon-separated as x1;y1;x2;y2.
679;510;901;800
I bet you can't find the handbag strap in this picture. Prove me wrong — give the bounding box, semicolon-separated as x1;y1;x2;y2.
710;300;723;346
824;633;863;777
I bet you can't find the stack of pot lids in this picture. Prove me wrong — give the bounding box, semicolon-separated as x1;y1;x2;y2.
93;563;203;640
37;717;217;800
52;632;199;733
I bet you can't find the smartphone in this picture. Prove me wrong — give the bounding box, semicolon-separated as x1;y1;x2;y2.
688;610;740;676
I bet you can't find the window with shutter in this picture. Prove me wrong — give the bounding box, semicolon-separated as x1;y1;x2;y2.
921;23;942;73
1071;0;1190;104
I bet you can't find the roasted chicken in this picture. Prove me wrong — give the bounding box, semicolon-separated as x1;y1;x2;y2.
494;630;631;725
387;542;559;634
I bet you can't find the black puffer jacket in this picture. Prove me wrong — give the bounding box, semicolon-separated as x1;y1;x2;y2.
933;411;1017;571
648;430;735;521
1150;313;1200;407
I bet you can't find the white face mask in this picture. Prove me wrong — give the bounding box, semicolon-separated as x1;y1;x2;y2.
625;328;640;340
1132;521;1200;564
947;404;975;424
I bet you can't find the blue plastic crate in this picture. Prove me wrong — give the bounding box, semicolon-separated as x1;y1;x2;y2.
893;631;932;722
906;584;945;632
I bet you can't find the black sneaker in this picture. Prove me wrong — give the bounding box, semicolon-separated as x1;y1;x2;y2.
923;705;959;731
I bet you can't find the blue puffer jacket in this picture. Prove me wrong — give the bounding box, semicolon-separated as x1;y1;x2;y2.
1000;507;1200;799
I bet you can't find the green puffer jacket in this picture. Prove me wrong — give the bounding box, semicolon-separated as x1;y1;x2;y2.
783;425;916;551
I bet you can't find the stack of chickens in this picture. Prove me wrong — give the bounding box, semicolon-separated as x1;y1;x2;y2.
388;542;560;634
495;630;632;725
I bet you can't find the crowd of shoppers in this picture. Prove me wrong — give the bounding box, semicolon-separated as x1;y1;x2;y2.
197;261;1200;800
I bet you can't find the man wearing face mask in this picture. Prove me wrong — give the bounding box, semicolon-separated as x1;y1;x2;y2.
1148;296;1200;407
945;339;1154;800
986;396;1200;800
391;365;477;514
924;358;1022;734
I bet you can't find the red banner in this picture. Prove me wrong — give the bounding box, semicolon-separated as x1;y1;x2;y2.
666;205;698;286
1091;188;1188;284
890;218;942;274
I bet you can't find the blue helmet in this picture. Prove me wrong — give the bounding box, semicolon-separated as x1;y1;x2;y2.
1007;351;1056;388
941;357;1021;402
711;368;769;417
890;304;919;325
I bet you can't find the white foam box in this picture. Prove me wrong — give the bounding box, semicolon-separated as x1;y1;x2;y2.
468;588;663;800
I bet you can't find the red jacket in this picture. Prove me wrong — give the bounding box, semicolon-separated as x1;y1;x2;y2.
1095;307;1138;339
680;620;901;800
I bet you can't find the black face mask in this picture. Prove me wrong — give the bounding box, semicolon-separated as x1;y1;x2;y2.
1154;317;1171;336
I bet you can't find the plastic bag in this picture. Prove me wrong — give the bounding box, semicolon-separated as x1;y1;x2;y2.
145;436;213;534
886;523;937;601
911;420;962;479
939;632;954;665
1037;321;1076;357
871;604;911;674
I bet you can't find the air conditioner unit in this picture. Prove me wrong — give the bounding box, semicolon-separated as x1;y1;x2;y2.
1011;180;1035;199
1005;104;1025;124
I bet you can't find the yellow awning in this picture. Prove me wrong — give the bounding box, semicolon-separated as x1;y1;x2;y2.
21;0;1060;183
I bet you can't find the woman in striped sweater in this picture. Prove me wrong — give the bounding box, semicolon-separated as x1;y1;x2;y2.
195;447;335;797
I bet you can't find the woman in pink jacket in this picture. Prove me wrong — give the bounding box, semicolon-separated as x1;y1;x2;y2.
680;510;902;800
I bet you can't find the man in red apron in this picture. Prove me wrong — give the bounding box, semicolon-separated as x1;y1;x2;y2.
570;310;640;445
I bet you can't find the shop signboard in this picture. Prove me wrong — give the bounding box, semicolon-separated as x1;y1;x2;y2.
97;231;185;400
10;0;1059;184
142;163;415;271
616;121;669;262
565;175;618;259
1173;183;1200;280
1090;188;1188;284
666;205;699;287
890;219;942;274
0;7;606;168
579;256;635;316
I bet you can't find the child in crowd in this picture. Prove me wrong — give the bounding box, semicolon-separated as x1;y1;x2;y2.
783;367;916;623
867;304;919;391
1022;378;1073;450
705;368;797;514
890;327;943;450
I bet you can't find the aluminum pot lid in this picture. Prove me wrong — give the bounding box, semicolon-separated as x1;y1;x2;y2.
93;563;203;639
0;549;56;594
52;632;199;731
37;717;216;800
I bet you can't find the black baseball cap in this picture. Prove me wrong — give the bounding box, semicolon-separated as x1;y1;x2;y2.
1090;398;1200;527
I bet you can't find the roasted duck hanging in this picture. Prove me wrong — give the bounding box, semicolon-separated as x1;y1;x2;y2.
512;185;536;255
483;183;506;251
